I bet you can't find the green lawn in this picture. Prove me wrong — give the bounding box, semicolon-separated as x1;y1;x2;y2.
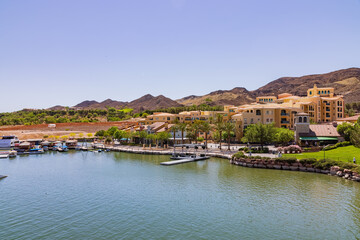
285;145;360;163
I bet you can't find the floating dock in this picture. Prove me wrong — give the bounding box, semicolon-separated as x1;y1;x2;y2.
160;156;209;166
0;175;8;179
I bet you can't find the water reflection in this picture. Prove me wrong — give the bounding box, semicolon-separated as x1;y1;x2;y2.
1;151;360;239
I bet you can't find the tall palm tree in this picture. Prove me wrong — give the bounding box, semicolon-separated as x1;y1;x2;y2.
224;121;235;150
214;114;225;150
192;120;202;144
171;118;180;146
178;122;187;145
200;121;211;149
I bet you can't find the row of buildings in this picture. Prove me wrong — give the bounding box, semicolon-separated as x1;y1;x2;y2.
128;85;347;145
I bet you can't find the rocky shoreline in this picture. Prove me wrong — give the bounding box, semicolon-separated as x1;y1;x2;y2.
230;157;360;182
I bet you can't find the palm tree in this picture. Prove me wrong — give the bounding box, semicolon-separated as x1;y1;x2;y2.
200;121;211;149
192;120;202;144
214;114;225;150
171;119;180;146
224;121;235;150
178;122;187;145
139;131;148;145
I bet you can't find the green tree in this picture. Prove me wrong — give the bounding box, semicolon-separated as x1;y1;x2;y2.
199;121;211;149
157;131;172;147
275;128;295;145
95;130;106;137
224;121;235;150
241;123;276;150
113;129;124;141
350;124;360;147
337;122;354;141
178;122;187;145
171;121;180;146
107;126;119;136
214;114;225;149
139;131;148;145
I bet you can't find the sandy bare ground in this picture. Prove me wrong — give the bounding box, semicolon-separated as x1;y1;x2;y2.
0;122;138;140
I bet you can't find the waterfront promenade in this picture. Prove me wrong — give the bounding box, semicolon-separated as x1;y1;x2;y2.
103;144;280;160
105;145;235;160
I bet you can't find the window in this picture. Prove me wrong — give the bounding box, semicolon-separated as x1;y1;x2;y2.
299;117;302;123
256;110;261;115
310;91;312;95
303;117;307;122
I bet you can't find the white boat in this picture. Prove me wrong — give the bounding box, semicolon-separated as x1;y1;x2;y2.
8;150;17;158
0;154;9;158
0;135;20;149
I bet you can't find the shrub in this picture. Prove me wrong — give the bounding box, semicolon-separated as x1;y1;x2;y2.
244;147;269;153
299;158;317;165
274;157;297;164
324;141;351;151
233;152;245;159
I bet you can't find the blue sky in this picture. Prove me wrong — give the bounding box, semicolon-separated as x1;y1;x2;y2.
0;0;359;112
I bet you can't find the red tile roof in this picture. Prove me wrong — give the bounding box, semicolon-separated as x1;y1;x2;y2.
300;124;340;137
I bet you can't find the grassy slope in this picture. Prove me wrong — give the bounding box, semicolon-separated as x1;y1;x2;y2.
285;146;360;163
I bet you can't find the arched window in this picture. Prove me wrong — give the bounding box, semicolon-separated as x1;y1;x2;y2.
299;117;303;123
303;117;307;123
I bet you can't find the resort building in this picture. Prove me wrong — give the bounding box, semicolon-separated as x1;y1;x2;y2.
144;113;178;125
229;84;345;138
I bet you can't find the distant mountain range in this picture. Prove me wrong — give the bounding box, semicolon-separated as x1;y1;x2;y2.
62;94;183;112
48;67;360;112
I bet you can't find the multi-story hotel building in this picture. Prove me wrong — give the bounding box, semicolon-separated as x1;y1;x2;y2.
229;85;344;138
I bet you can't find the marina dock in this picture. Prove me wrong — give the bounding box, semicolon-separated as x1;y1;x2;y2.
160;156;210;166
161;158;197;166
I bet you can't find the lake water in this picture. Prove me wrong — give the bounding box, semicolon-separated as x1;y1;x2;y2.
1;151;360;239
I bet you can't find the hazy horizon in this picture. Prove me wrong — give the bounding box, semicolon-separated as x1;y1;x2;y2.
1;0;360;112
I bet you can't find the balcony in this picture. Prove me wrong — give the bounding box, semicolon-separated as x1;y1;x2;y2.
281;120;290;124
280;113;289;116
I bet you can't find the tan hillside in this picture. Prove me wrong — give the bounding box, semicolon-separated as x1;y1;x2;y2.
177;67;360;106
177;87;256;106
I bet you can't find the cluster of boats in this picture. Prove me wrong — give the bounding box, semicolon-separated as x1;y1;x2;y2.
0;135;109;159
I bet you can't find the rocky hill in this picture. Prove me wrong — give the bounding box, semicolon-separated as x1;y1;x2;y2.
49;67;360;111
61;94;183;112
177;87;256;106
177;67;360;106
255;68;360;102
